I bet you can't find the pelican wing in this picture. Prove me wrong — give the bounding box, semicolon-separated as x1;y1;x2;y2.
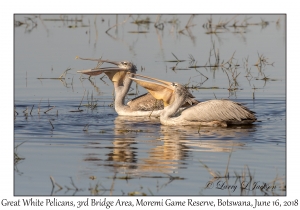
127;93;164;111
181;99;256;122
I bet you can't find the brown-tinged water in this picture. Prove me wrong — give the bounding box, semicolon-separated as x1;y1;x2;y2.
14;14;285;195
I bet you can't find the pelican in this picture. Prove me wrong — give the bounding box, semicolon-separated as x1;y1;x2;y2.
76;58;198;116
129;73;257;127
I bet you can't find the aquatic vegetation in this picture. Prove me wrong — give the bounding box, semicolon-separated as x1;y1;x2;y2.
14;14;285;196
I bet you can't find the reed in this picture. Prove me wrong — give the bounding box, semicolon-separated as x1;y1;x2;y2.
49;120;54;130
37;68;71;80
83;124;89;131
199;148;285;195
106;15;131;33
30;105;34;115
44;106;55;114
14;141;26;165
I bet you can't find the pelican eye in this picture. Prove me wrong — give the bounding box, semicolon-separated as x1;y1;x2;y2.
172;82;177;87
122;62;128;66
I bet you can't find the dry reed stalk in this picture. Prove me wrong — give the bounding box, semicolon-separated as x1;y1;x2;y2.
49;120;54;129
30;105;34;115
44;106;55;114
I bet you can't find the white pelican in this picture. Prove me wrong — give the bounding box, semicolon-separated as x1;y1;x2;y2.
76;58;198;116
129;73;257;127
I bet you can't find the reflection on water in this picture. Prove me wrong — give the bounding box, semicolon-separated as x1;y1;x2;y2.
83;116;255;175
14;97;285;195
14;14;285;196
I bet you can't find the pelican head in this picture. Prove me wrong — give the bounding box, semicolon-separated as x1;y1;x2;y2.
77;58;137;84
77;59;136;74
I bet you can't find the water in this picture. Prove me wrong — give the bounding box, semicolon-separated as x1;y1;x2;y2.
14;14;285;196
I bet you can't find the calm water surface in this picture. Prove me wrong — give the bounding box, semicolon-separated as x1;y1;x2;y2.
14;14;286;195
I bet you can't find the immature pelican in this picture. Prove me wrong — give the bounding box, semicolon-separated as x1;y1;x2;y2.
76;58;198;116
130;74;257;127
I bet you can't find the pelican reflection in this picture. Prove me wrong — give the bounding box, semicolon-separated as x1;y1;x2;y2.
82;116;254;176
